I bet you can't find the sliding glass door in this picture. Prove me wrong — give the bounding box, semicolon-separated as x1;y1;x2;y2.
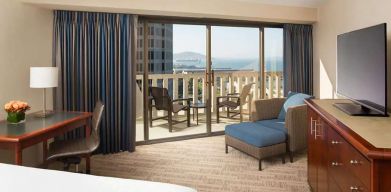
210;26;260;132
137;21;210;141
136;18;284;143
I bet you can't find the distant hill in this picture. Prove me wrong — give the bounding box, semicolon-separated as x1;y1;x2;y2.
174;51;206;62
173;51;283;72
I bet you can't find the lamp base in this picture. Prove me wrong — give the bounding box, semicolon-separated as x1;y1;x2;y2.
34;110;54;118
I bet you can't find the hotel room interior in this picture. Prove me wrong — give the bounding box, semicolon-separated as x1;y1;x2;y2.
1;0;391;191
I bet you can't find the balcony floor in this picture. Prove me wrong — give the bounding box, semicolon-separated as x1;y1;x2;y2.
136;111;249;141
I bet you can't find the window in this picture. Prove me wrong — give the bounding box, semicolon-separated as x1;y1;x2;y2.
149;26;154;35
149;39;154;48
148;51;154;60
149;62;154;72
264;28;284;98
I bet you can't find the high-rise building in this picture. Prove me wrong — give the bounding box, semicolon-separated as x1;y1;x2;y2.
136;23;173;74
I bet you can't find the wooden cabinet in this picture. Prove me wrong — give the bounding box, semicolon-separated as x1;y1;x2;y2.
307;108;318;191
306;99;391;192
307;108;328;192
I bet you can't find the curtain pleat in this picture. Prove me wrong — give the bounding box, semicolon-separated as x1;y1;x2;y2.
283;24;313;96
53;11;134;153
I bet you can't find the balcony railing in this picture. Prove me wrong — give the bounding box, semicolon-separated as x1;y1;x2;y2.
136;71;283;115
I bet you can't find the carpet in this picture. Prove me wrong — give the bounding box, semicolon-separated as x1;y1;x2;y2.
90;136;310;192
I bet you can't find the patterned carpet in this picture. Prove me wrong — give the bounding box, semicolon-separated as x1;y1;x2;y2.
89;136;310;192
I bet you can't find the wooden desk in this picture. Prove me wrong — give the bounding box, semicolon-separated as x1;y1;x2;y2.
0;111;92;169
306;99;391;192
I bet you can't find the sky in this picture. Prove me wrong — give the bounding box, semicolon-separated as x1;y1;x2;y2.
172;24;283;59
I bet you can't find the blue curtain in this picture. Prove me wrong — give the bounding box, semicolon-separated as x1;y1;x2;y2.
283;24;313;96
53;11;135;153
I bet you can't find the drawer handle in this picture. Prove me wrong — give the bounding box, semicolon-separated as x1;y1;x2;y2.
350;160;362;165
331;162;343;166
310;117;322;139
312;121;321;140
350;186;361;191
331;140;342;145
310;117;316;135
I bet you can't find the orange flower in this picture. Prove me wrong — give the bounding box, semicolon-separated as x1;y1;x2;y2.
4;100;30;113
12;103;19;110
4;103;11;110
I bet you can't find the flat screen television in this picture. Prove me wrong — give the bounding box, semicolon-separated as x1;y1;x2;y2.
335;23;388;116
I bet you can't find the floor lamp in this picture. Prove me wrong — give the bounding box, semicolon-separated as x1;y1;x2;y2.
30;67;58;117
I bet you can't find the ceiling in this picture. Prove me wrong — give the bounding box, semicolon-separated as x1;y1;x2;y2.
235;0;326;8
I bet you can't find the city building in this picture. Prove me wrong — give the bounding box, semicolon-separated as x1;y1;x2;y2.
136;23;173;74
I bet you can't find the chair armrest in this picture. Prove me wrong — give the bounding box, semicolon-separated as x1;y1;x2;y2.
172;98;191;105
217;95;240;100
251;98;285;121
285;104;308;152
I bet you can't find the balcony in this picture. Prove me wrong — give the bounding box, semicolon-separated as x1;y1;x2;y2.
136;71;283;141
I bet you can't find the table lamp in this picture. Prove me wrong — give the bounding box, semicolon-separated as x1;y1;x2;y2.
30;67;58;117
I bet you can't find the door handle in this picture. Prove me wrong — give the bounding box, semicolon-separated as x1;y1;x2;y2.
205;72;208;85
211;70;215;86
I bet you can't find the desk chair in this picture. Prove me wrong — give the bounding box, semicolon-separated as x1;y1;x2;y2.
46;101;104;173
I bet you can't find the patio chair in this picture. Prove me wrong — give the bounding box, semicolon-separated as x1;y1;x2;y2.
149;87;191;132
216;83;254;123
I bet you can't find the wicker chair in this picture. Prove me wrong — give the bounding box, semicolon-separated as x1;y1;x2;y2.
216;83;254;123
225;98;308;170
149;87;191;132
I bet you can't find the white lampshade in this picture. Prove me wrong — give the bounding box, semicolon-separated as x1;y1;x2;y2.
30;67;59;88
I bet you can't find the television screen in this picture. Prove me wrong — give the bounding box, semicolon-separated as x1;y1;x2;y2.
337;23;387;115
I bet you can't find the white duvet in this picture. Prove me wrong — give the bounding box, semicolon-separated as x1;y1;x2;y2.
0;163;196;192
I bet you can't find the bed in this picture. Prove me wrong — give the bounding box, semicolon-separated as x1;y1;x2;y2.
0;163;197;192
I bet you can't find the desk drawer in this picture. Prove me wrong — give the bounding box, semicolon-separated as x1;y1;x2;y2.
328;127;371;189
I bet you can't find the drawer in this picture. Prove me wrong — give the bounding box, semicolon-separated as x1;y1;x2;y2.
328;127;371;188
340;144;371;188
329;162;369;192
328;175;342;192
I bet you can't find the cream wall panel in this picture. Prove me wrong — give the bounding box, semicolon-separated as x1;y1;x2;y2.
23;0;317;23
0;0;53;166
314;0;391;111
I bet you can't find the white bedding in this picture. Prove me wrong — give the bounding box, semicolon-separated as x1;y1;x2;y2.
0;163;196;192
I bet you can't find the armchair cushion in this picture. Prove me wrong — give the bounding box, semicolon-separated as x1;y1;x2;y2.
251;98;286;121
278;92;313;120
225;122;286;148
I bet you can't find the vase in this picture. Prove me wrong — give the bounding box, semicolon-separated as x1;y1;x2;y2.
7;112;26;124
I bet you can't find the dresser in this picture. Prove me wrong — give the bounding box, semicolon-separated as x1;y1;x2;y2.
305;99;391;192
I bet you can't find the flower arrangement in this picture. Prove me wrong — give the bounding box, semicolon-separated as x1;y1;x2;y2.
4;100;30;124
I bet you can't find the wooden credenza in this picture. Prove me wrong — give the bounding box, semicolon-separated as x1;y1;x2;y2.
306;99;391;192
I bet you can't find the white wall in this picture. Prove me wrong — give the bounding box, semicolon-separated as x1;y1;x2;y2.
0;0;53;165
314;0;391;111
23;0;317;23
